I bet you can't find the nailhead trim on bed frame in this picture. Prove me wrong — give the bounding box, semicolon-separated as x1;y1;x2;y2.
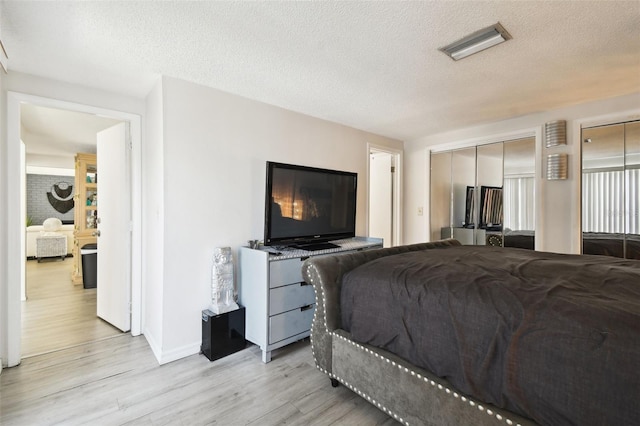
305;263;524;426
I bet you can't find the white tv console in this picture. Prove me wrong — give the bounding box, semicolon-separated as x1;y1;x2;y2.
239;237;383;363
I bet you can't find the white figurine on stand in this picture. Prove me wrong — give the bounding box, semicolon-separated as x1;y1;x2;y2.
210;247;239;314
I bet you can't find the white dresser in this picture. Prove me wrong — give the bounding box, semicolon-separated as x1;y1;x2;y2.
239;237;383;363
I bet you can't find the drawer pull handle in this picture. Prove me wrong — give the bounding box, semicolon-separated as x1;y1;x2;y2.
300;304;313;312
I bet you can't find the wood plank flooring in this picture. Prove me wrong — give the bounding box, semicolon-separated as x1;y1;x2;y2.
22;257;123;357
1;335;398;425
6;258;398;425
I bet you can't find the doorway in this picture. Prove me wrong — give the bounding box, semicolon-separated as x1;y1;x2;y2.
20;104;124;357
368;145;402;247
6;92;142;367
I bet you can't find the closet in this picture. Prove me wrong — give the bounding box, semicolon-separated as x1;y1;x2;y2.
582;121;640;259
430;137;536;248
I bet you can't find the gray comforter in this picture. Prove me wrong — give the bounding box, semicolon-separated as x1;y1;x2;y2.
341;245;640;426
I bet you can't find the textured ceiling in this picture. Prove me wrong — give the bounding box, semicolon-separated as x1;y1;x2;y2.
20;103;121;163
2;1;640;144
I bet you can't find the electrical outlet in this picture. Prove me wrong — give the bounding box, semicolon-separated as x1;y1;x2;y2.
417;207;424;216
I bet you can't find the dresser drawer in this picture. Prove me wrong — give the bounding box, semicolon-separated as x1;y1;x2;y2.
269;258;305;288
269;283;315;316
269;305;315;344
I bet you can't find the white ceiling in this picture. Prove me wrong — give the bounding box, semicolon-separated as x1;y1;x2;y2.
2;1;640;147
20;104;121;166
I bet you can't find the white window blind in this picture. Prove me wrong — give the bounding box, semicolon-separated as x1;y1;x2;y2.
582;169;639;234
627;169;639;235
504;177;535;231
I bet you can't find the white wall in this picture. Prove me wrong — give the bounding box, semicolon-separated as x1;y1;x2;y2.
8;70;635;368
0;71;401;366
141;80;165;361
152;76;402;363
404;92;640;254
25;154;75;171
0;68;6;370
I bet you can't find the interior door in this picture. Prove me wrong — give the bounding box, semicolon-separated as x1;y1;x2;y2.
369;152;393;247
96;122;131;331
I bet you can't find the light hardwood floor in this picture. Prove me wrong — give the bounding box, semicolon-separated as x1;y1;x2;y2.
6;258;398;425
22;257;123;357
1;335;398;425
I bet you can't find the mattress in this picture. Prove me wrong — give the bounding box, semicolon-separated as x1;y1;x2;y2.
341;245;640;425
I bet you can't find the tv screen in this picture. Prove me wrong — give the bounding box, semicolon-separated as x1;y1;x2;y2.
264;161;357;248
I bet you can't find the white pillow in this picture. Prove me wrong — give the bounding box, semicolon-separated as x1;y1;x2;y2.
42;217;63;232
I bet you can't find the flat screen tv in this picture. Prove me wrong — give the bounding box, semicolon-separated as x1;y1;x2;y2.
264;161;357;250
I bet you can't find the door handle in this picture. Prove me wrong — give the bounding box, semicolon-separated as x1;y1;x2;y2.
92;230;101;237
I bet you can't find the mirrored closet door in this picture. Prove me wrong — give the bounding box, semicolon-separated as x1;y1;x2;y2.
502;138;536;249
477;142;504;246
582;121;640;259
431;137;536;248
430;151;452;242
451;147;477;244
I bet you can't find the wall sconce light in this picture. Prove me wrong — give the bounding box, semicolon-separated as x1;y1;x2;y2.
547;153;568;180
545;120;567;147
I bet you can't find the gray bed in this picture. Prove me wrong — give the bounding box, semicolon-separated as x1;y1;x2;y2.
301;239;640;426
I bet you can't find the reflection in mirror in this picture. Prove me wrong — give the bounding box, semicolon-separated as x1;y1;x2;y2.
503;138;536;250
476;142;503;246
451;148;477;244
582;124;625;258
582;121;639;259
430;137;536;248
624;121;640;259
430;151;452;242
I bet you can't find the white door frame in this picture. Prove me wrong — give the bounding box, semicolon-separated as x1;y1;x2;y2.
6;91;142;367
367;144;403;247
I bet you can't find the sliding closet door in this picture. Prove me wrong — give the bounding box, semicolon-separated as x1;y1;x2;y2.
451;148;477;244
582;124;625;258
430;151;452;242
431;137;536;249
476;142;504;245
503;137;536;250
624;121;640;259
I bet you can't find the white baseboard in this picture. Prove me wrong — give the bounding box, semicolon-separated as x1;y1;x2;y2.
143;328;162;364
143;329;200;365
157;342;201;365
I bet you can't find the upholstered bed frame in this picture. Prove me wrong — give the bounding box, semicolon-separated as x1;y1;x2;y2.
302;240;536;426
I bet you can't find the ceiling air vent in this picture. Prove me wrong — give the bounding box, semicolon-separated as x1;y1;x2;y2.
439;23;511;61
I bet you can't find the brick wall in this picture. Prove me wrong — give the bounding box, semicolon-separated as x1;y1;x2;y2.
27;174;75;225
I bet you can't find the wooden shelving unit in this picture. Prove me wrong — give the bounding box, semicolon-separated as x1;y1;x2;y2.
71;153;98;285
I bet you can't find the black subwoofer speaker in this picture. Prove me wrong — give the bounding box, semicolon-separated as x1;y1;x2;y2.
201;306;246;361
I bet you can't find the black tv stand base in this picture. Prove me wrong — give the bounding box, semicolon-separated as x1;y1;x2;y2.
291;242;339;251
